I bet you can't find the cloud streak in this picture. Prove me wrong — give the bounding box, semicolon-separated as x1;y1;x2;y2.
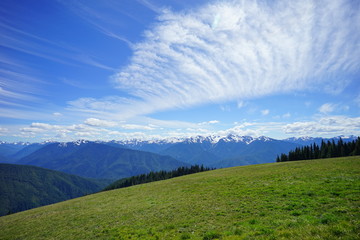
105;0;359;119
318;103;337;114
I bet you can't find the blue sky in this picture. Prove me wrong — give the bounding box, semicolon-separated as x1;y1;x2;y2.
0;0;359;142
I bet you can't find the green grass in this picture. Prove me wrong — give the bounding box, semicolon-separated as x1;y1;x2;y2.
1;156;359;239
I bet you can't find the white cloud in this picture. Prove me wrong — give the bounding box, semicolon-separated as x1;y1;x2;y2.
10;113;360;141
120;124;155;130
75;131;100;137
52;112;63;117
0;127;8;135
282;113;291;118
102;0;360;119
217;125;262;137
220;105;231;112
283;116;360;136
237;101;246;109
355;94;360;107
84;118;117;127
261;109;270;116
0;86;39;102
55;132;67;139
18;122;104;140
318;103;336;114
29;122;61;130
198;120;219;125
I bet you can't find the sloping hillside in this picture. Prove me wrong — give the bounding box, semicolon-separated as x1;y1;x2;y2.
10;143;50;160
0;143;27;157
0;163;109;216
0;156;359;239
17;142;188;179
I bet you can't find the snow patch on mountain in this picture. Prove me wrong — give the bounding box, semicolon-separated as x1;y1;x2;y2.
110;134;276;146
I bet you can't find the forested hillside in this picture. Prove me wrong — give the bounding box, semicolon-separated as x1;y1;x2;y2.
0;163;110;216
277;137;360;162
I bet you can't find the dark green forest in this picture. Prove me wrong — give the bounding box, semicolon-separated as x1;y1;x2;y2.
0;164;110;216
104;165;213;191
276;137;360;162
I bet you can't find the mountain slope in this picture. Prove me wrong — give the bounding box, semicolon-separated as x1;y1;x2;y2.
160;142;221;165
10;143;50;160
0;163;109;216
0;142;28;157
211;139;303;168
155;136;301;167
17;142;188;179
1;156;358;239
0;154;10;163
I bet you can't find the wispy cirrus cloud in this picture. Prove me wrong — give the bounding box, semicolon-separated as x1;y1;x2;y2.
1;0;359;142
0;55;44;107
104;0;360;120
0;13;117;114
261;109;270;116
58;0;138;47
135;0;164;14
0;20;116;71
318;103;337;114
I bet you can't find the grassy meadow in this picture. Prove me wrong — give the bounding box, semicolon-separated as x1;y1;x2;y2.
0;156;359;239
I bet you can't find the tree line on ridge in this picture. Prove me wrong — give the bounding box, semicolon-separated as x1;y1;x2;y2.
104;165;214;191
276;137;360;162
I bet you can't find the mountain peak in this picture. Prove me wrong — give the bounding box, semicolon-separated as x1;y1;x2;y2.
107;134;276;145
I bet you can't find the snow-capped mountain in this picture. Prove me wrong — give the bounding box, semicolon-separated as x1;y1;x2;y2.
104;134;290;168
1;135;358;169
113;134;275;146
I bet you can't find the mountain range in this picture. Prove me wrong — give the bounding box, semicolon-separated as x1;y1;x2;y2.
105;135;358;168
1;135;357;174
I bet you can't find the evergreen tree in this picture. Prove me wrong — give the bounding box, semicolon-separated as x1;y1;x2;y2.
276;137;359;162
351;137;360;155
280;153;288;162
104;165;214;191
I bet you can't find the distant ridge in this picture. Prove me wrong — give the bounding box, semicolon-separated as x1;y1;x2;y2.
283;135;358;146
16;142;188;179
